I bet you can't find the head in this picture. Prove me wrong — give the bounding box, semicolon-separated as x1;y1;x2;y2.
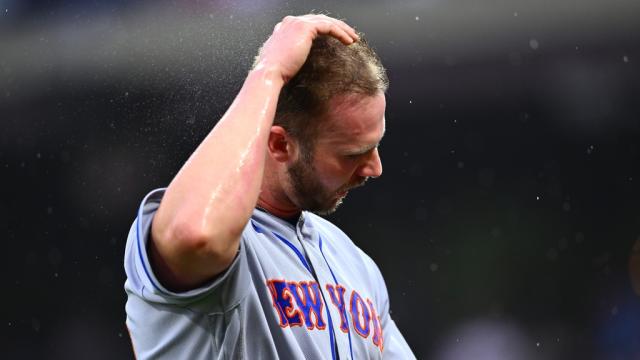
266;35;388;215
285;92;386;215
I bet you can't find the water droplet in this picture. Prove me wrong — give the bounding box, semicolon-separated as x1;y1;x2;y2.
415;16;420;21
409;100;412;104
586;145;595;154
536;342;541;347
536;196;540;200
623;56;629;63
529;39;539;50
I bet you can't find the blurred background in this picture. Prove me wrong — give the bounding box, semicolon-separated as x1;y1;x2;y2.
2;0;639;359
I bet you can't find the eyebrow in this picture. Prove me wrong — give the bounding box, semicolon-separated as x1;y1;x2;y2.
344;142;381;156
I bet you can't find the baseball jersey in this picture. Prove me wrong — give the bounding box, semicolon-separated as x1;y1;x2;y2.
124;188;415;359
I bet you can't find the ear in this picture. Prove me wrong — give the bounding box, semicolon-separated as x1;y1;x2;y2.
267;126;297;163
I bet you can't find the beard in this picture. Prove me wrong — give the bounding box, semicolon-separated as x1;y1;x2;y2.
287;150;367;215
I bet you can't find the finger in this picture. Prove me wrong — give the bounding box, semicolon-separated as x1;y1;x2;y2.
332;18;360;41
316;20;355;45
302;14;359;43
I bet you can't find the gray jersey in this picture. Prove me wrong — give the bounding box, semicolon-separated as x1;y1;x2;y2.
124;189;415;359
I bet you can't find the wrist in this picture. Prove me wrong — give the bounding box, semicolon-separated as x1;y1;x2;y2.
248;62;286;88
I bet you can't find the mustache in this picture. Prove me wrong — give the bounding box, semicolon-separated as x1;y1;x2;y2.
338;177;369;192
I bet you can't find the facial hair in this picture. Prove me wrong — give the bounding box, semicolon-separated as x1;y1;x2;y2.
287;151;367;215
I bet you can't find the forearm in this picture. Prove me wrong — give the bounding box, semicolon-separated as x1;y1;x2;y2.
151;66;284;283
147;15;359;290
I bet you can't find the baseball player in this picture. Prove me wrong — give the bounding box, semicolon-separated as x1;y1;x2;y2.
124;14;415;359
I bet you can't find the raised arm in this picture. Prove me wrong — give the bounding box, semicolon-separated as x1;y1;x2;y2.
149;15;360;291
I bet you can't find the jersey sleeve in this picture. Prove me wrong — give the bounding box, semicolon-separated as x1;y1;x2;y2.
123;188;248;307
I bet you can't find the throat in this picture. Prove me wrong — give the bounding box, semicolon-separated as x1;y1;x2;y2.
256;196;301;220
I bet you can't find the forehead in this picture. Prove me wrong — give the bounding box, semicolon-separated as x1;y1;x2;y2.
316;92;386;147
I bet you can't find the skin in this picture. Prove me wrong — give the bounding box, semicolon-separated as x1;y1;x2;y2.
149;15;379;292
259;93;385;217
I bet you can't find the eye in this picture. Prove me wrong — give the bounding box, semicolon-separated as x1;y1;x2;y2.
344;153;362;160
342;144;380;161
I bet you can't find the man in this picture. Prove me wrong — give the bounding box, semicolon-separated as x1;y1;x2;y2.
124;14;415;359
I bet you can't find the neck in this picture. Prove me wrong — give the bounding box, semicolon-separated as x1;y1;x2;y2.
257;195;301;219
259;160;302;219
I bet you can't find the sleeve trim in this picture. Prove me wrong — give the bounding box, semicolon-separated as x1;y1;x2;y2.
136;188;166;294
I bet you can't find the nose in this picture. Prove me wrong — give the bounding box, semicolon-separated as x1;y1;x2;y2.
358;148;383;178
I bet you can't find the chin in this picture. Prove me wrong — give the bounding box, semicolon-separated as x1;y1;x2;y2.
310;197;344;216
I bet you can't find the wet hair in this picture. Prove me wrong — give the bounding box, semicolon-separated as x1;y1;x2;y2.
258;35;388;157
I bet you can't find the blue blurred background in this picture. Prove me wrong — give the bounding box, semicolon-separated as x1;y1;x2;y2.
1;0;640;358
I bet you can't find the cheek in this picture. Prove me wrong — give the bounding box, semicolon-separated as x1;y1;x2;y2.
315;159;353;188
334;162;361;186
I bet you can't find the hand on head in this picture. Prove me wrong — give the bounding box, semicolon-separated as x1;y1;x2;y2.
254;14;360;83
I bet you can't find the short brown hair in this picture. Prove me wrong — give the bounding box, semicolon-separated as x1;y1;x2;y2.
268;35;388;155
